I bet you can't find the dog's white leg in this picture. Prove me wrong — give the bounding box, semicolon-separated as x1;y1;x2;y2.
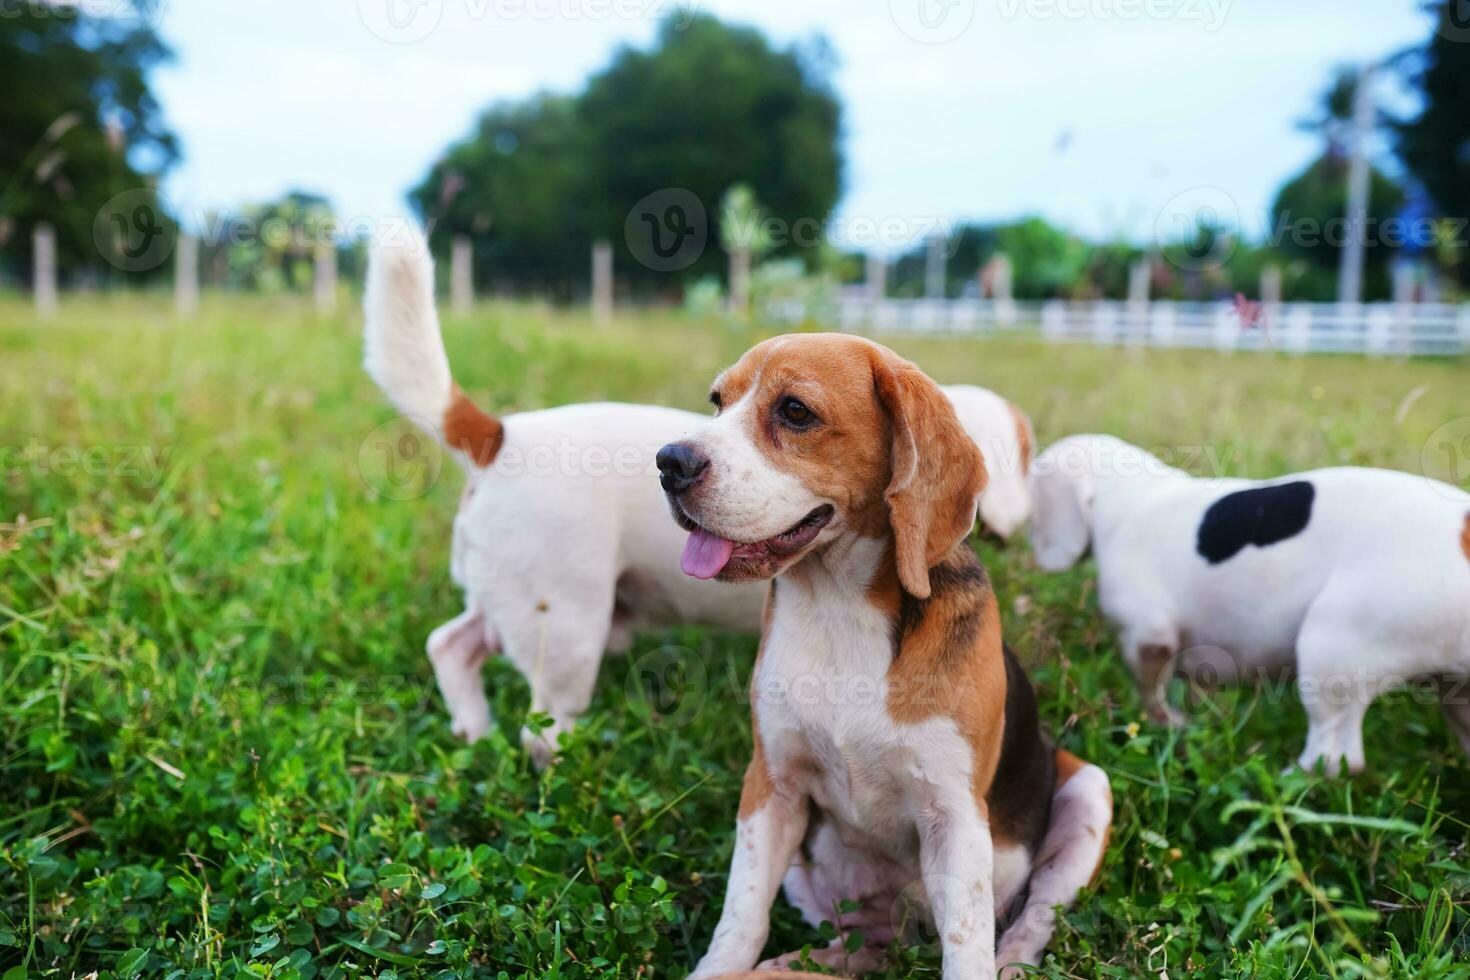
995;760;1112;977
691;769;809;979
1295;620;1378;776
426;605;495;743
518;619;610;769
918;797;995;980
1120;619;1180;726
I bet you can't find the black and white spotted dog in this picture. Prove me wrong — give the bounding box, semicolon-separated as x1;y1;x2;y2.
1028;433;1470;774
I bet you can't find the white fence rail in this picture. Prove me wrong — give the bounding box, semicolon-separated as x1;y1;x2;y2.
806;295;1470;357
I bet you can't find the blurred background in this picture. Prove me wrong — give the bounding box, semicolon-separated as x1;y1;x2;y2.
1;1;1469;346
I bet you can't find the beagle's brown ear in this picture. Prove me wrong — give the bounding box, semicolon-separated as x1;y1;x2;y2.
871;350;987;598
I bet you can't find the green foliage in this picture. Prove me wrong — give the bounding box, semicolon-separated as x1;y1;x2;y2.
413;13;843;296
197;191;361;294
1;295;1468;977
411;95;592;300
1267;153;1407;302
1395;0;1470;290
0;3;176;281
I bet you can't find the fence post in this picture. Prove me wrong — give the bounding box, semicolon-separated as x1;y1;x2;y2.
1213;303;1237;352
33;223;57;319
1040;300;1065;342
728;244;750;317
924;234;945;300
592;239;613;326
991;253;1016;326
1126;258;1151;343
1365;306;1393;356
175;233;199;316
451;235;473;315
1149;301;1176;347
314;244;337;314
1261;264;1282;337
866;252;887;304
1458;305;1470;355
1091;303;1117;345
1286;304;1312;354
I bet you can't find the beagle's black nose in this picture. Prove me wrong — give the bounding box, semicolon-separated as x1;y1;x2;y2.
657;442;708;494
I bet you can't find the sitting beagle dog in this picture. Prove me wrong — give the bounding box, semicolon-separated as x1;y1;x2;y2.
656;335;1111;979
363;233;1036;766
1029;433;1470;773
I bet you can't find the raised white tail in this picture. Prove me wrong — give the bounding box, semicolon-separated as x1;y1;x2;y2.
363;228;502;468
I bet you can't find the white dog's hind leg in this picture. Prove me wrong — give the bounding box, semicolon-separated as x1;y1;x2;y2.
494;591;614;769
995;757;1111;977
1295;620;1379;776
1120;619;1180;725
427;605;496;743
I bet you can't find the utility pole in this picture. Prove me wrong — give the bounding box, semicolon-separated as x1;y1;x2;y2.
1338;65;1375;307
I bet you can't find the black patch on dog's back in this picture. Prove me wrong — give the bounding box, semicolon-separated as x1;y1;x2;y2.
1196;481;1315;565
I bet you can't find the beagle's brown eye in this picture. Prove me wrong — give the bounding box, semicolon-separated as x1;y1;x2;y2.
778;396;815;427
709;391;722;412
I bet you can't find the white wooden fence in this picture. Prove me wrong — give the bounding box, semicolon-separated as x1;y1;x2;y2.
811;293;1470;357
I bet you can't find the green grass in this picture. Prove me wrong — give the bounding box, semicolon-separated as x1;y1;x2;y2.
1;292;1468;980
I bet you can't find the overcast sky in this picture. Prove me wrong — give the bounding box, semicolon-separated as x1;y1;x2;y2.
151;0;1434;251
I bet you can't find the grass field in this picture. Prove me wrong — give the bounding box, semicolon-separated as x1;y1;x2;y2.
2;293;1469;980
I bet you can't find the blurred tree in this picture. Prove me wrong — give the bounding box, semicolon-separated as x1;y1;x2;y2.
411;94;592;299
890;219;1092;300
1267;155;1405;301
579;13;841;290
1395;0;1470;289
414;13;842;298
198;191;351;292
0;3;176;281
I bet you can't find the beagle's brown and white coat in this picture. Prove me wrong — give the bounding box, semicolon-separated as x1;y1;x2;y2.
656;335;1112;979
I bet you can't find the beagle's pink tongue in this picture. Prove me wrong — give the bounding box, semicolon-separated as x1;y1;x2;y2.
681;527;735;579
